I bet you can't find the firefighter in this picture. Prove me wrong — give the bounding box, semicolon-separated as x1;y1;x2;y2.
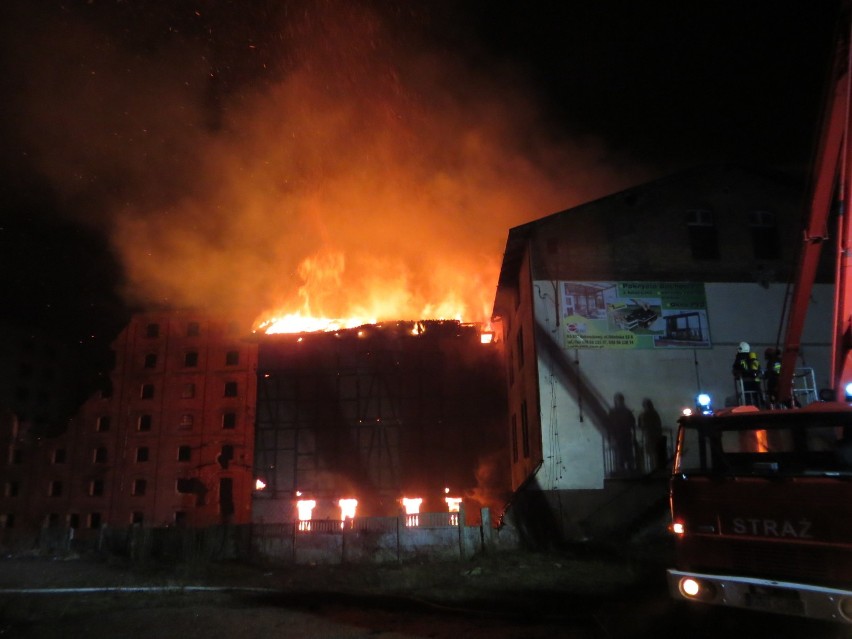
764;347;782;407
732;342;763;406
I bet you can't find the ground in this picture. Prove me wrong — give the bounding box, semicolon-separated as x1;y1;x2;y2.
0;538;848;638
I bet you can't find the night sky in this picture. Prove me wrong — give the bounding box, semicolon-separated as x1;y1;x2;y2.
0;1;843;355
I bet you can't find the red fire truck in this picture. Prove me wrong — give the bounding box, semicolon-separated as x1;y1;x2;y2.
667;5;852;624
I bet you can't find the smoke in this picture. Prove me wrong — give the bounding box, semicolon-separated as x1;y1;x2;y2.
2;1;646;327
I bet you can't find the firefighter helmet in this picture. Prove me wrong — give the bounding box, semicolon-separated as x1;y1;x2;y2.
738;341;750;353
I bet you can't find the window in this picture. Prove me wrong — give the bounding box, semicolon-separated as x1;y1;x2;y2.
511;415;519;463
138;414;152;432
143;353;157;369
145;323;160;338
218;445;234;469
131;512;144;525
225;350;240;366
686;209;720;260
136;447;149;463
174;511;187;527
0;514;15;528
68;513;80;529
4;481;19;497
521;400;530;459
88;512;102;529
177;446;192;462
46;513;60;527
516;327;524;368
176;478;194;493
181;383;195;399
184;351;199;367
10;449;23;465
96;416;111;432
132;479;147;496
93;447;108;463
187;322;200;337
52;448;66;464
89;479;104;496
140;383;155;399
49;480;63;497
179;414;194;429
222;412;237;430
224;381;238;397
219;478;234;516
749;210;781;260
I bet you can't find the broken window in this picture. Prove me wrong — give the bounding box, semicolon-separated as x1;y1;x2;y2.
217;445;234;469
132;479;147;496
219;478;234;517
96;416;111;432
48;480;63;497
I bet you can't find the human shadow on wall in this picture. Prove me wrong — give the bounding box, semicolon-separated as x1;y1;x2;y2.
506;324;629;549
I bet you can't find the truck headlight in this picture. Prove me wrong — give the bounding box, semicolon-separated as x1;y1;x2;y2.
678;577;717;602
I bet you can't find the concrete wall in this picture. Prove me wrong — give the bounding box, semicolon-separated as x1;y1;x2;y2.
531;280;833;492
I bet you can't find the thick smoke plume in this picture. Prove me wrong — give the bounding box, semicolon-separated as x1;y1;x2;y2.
2;2;645;327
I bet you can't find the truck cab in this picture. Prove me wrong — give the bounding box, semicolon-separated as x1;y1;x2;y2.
668;401;852;623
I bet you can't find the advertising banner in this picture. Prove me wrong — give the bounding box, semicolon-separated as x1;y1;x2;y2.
561;281;711;349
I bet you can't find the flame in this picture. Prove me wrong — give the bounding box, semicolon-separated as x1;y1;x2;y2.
296;498;316;531
255;249;474;333
338;498;358;522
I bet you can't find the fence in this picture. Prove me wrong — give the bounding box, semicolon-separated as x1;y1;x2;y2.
0;508;517;566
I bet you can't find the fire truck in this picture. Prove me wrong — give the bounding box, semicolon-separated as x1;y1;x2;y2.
667;6;852;624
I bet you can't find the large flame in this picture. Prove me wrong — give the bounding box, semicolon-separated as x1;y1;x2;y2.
255;248;473;333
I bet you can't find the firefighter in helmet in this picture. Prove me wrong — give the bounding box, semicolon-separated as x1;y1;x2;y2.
732;342;763;406
764;347;782;407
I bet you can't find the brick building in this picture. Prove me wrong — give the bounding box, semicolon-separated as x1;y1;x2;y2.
1;312;258;537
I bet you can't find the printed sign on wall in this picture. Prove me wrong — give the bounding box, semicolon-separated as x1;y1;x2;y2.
561;281;711;349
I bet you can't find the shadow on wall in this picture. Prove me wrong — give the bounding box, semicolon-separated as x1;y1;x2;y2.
502;324;667;549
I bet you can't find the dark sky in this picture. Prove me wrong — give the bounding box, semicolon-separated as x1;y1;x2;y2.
0;0;844;350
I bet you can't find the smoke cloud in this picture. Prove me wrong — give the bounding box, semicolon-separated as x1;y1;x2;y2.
2;1;647;327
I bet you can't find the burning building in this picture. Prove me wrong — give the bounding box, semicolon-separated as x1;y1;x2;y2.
252;320;508;524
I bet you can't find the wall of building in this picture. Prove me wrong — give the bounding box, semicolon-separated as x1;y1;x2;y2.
0;312;258;533
529;280;833;492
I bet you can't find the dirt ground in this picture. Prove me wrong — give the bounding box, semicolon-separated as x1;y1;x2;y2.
1;539;847;639
0;537;671;602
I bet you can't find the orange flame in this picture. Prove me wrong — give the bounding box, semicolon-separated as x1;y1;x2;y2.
255;249;476;333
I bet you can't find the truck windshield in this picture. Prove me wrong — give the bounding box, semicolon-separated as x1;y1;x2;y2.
676;416;852;477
